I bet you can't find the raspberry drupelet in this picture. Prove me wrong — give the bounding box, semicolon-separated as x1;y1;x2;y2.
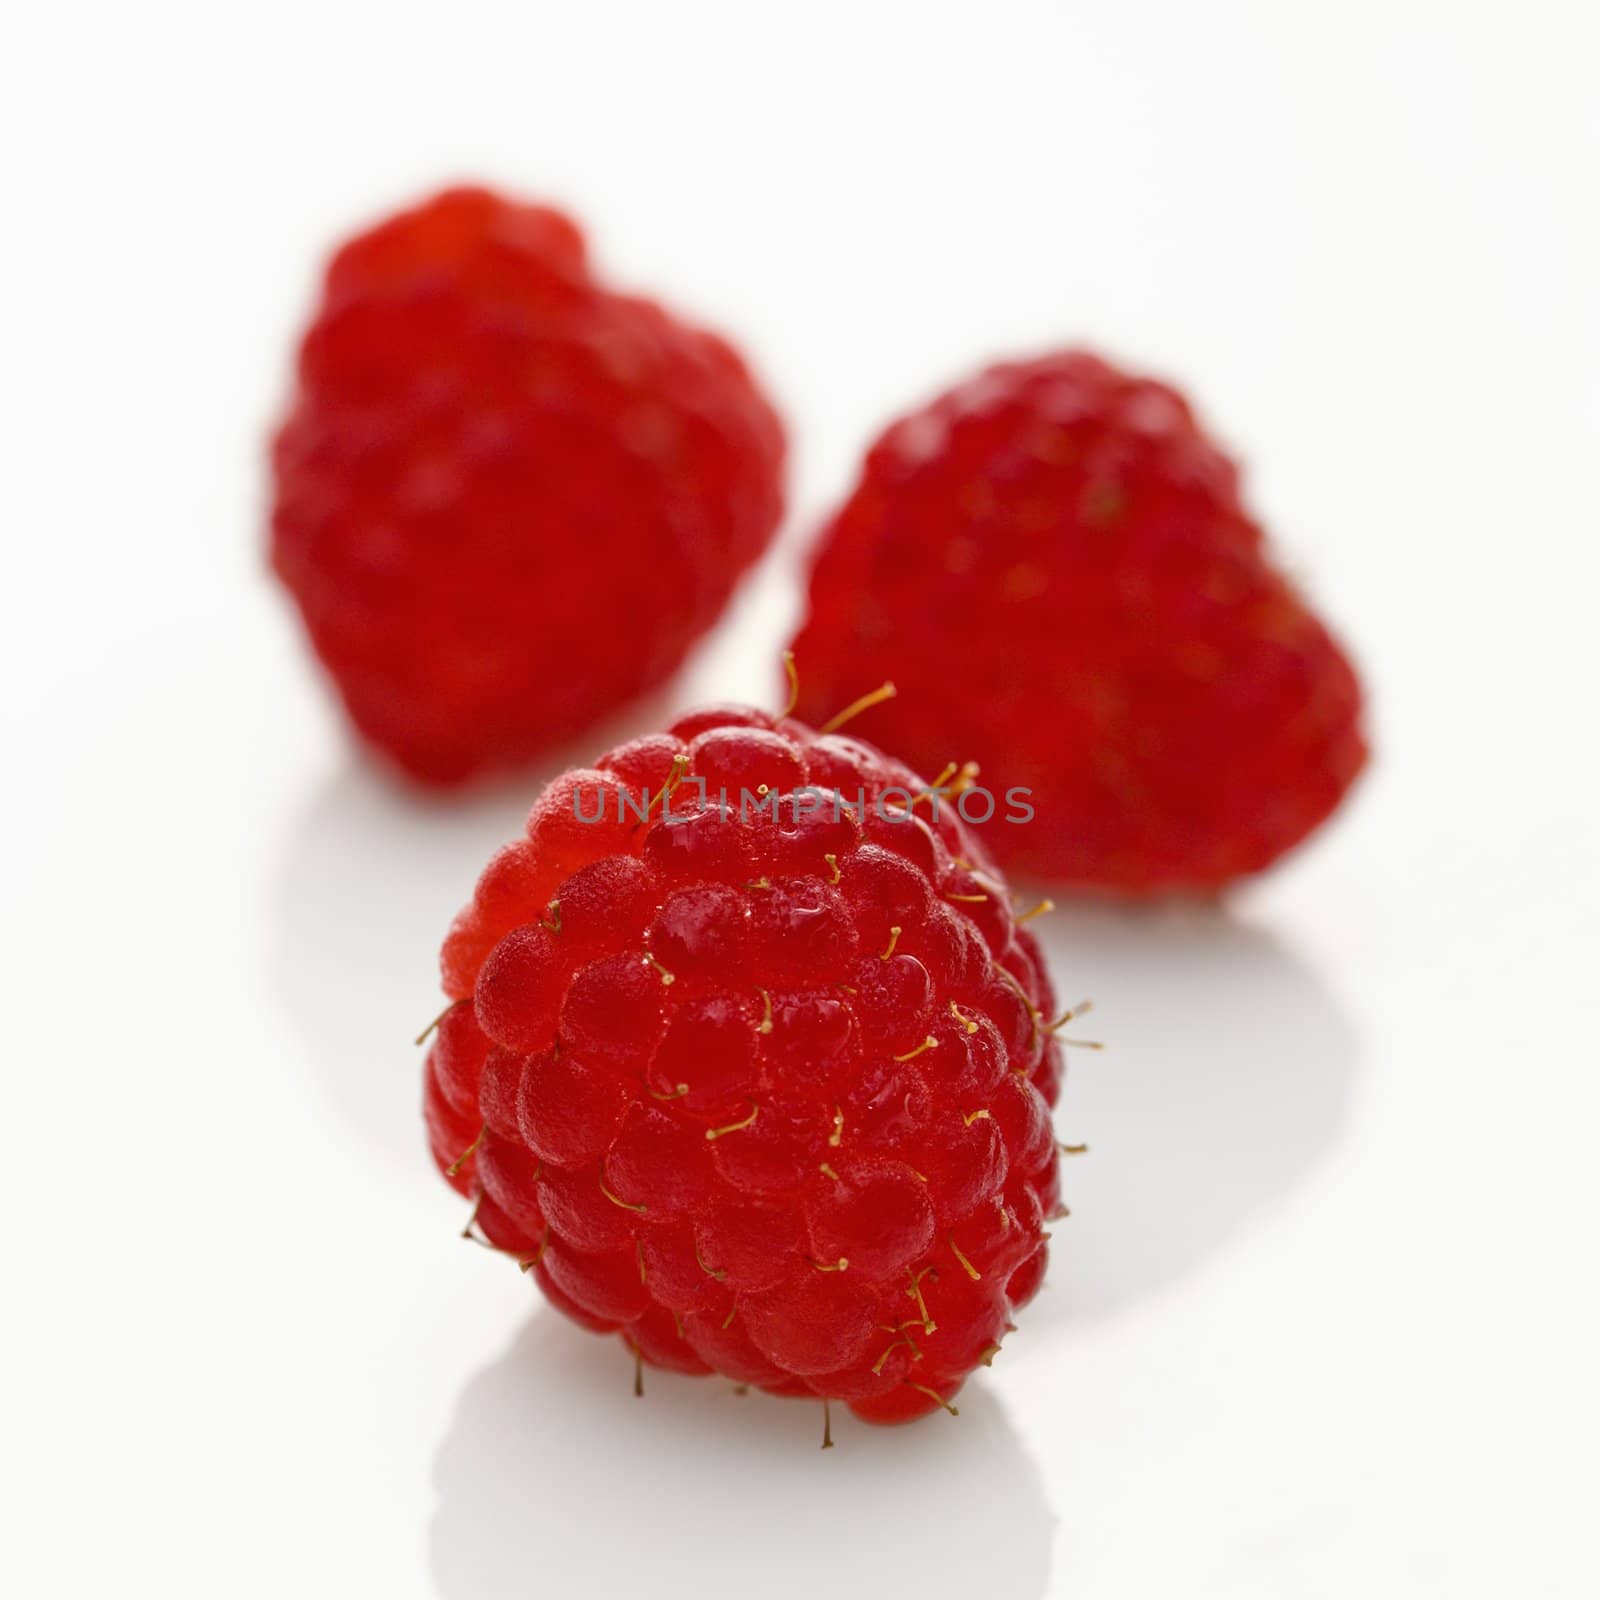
271;186;785;785
789;350;1367;892
424;699;1072;1427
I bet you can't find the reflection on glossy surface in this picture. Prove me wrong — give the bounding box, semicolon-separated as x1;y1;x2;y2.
1032;903;1359;1320
431;1313;1055;1600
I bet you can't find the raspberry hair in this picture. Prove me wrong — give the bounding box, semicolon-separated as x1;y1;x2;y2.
423;698;1076;1429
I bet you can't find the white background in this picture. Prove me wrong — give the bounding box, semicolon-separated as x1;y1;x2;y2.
4;3;1598;1595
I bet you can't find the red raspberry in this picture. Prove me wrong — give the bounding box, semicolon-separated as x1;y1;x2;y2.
270;187;785;785
788;351;1367;892
424;703;1068;1427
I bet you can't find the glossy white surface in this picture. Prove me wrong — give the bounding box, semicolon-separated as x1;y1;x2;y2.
5;3;1598;1594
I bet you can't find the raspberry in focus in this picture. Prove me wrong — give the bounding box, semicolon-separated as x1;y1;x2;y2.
271;187;786;784
424;703;1070;1427
788;350;1367;892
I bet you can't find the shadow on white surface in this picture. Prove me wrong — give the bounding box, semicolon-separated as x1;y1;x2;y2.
274;750;1357;1321
1032;903;1360;1320
430;1312;1056;1600
270;688;690;1165
272;763;531;1165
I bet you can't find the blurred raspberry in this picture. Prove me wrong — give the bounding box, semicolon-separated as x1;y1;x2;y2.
271;186;785;784
425;704;1070;1426
788;350;1367;891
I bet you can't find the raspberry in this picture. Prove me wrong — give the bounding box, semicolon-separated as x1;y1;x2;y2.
788;350;1367;891
271;186;785;785
423;702;1069;1427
